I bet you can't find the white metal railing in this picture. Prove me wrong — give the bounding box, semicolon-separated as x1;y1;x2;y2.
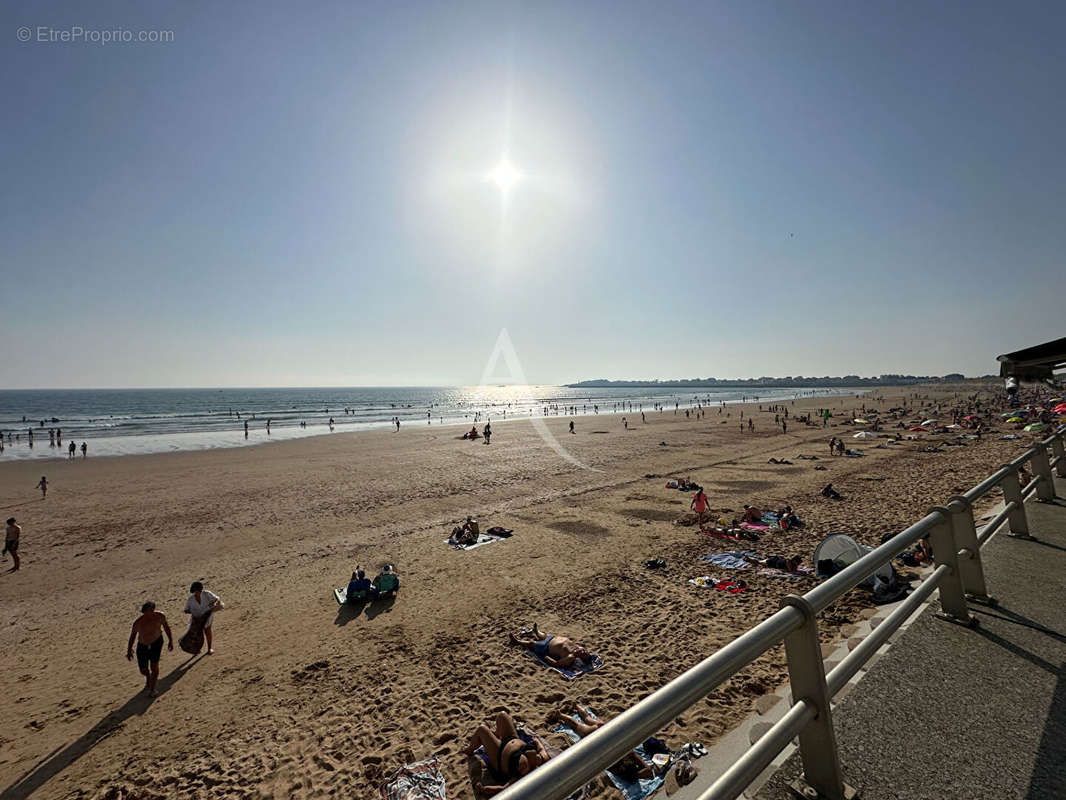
494;424;1066;800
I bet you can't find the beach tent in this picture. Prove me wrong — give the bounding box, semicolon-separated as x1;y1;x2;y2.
813;534;893;583
1024;423;1049;432
853;431;877;439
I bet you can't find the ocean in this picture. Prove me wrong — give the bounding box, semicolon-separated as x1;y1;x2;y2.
0;386;857;460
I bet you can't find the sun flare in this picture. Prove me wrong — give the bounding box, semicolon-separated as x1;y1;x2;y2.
487;158;522;193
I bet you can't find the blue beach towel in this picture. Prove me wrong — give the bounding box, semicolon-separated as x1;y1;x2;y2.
701;550;760;569
552;709;665;800
526;650;604;680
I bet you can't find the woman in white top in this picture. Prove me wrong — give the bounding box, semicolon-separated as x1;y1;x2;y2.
184;581;223;654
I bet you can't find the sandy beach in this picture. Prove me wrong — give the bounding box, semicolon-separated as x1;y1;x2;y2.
0;383;1034;800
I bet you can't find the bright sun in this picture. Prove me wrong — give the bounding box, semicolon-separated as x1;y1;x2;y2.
487;158;522;193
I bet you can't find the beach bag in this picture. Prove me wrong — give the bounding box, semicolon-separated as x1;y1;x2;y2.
179;615;206;655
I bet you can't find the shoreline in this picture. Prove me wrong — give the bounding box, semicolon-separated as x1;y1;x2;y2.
0;387;863;463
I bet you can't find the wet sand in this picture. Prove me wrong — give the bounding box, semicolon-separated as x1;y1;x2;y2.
0;383;1029;799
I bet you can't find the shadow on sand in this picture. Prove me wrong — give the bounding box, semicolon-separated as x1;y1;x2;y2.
0;654;204;800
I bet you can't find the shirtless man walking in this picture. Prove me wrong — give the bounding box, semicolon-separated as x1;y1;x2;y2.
4;518;20;571
126;602;174;696
509;625;592;669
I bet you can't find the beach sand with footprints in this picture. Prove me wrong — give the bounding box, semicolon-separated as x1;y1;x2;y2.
0;383;1030;799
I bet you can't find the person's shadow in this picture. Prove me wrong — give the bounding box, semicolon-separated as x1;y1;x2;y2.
333;599;367;626
0;654;204;800
365;595;396;620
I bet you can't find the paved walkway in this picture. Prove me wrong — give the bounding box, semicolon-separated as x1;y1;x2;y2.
755;475;1066;800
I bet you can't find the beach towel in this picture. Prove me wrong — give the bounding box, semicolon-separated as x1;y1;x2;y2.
446;533;504;551
688;577;748;593
701;551;759;570
380;757;447;800
552;709;665;800
526;649;604;680
740;521;769;533
179;615;206;655
700;529;746;543
755;565;815;581
760;512;780;524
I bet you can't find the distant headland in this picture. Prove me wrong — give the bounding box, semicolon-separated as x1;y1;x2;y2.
565;374;992;389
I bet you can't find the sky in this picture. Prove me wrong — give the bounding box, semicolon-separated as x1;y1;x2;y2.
2;1;1064;388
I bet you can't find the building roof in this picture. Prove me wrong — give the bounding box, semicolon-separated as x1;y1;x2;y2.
997;336;1066;379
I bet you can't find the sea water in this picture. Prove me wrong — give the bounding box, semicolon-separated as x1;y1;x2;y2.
0;386;856;460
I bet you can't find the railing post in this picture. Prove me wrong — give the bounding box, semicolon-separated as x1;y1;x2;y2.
999;467;1031;538
1031;444;1056;502
926;509;974;625
1051;433;1066;478
945;496;994;605
780;595;852;800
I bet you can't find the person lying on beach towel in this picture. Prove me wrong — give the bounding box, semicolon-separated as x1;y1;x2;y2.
744;554;802;572
510;625;591;670
465;712;550;797
767;458;793;465
549;707;654;783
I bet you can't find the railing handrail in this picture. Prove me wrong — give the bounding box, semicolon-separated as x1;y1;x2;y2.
495;423;1065;800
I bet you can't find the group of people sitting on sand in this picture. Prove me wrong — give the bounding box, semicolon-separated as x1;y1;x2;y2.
450;516;481;546
343;564;399;602
462;423;492;443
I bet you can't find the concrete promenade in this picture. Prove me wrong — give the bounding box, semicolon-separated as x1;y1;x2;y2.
755;475;1066;800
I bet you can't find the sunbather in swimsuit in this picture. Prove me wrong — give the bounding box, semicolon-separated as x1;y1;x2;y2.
465;711;549;796
509;624;591;668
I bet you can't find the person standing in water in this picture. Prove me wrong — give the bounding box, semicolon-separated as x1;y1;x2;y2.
126;601;174;697
80;442;87;459
68;441;76;459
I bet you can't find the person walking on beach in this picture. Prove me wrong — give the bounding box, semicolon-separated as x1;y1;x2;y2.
35;476;47;498
4;518;21;571
569;420;575;434
80;442;87;459
828;437;836;456
691;487;710;529
483;422;491;444
184;582;224;655
126;601;174;697
68;441;76;459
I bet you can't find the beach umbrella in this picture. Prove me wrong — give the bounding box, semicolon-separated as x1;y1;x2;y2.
963;415;978;421
1006;417;1024;424
1001;411;1021;418
853;418;869;424
1053;404;1066;414
920;419;938;427
853;431;877;439
1024;423;1048;432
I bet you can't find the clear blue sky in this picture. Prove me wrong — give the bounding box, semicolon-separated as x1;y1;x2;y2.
3;1;1063;388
